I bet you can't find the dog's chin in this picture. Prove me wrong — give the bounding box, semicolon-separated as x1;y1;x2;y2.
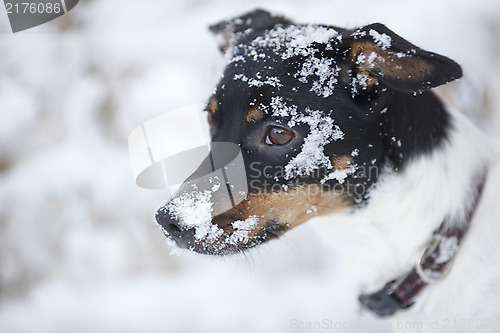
167;237;260;256
163;220;290;256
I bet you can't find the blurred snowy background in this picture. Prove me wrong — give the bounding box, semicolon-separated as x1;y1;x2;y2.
0;0;499;332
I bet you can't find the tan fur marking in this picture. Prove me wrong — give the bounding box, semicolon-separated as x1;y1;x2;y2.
213;185;353;237
246;107;265;123
350;41;434;84
333;155;353;171
209;97;218;115
216;31;233;54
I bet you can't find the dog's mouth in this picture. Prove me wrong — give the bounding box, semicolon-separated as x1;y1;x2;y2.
157;212;289;256
155;191;290;255
155;184;352;255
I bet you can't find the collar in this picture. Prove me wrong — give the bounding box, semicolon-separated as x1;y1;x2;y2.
359;169;488;317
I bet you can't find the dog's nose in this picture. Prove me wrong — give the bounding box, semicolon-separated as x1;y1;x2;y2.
155;208;195;248
156;209;181;236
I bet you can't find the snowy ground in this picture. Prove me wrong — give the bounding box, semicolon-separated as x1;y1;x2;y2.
0;0;499;332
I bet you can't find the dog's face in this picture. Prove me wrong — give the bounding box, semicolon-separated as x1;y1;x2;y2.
155;10;462;255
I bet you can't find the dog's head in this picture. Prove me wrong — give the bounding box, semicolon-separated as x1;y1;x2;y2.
155;9;462;255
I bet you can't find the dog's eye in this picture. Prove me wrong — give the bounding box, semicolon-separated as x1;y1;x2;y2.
266;126;293;145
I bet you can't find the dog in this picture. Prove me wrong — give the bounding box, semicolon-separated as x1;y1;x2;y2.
155;9;500;331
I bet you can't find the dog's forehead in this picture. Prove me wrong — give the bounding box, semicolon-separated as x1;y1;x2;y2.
215;24;348;109
233;24;343;60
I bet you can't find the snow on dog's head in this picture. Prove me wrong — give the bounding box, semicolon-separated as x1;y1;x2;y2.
155;9;462;255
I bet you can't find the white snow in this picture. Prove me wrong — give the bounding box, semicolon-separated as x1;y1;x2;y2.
367;52;381;66
233;73;283;88
434;235;459;265
284;108;345;180
228;216;259;244
295;56;341;98
248;24;340;60
321;164;358;185
268;95;298;118
261;96;346;180
166;190;222;242
351;72;372;96
368;29;392;50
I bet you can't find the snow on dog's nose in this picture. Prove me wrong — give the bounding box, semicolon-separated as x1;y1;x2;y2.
155;187;223;250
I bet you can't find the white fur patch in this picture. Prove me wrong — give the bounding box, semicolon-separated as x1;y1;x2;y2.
310;107;500;324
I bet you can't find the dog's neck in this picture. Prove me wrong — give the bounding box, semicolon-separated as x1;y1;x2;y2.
312;105;491;295
380;90;451;172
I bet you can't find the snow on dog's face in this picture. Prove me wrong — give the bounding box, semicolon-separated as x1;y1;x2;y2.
155;10;462;255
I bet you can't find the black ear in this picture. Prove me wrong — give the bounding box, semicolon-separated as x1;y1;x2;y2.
209;9;292;54
347;23;462;92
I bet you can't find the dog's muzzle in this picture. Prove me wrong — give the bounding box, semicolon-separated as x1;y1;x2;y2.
154;142;248;250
